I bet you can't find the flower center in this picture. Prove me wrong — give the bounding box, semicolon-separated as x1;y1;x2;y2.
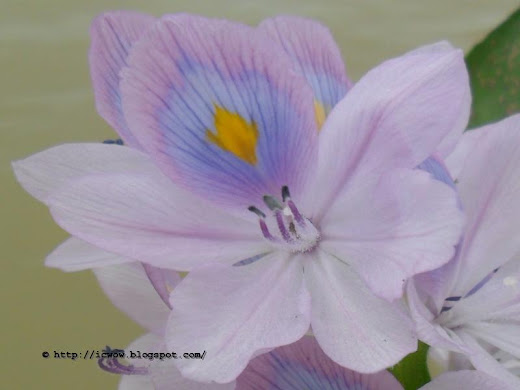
248;186;320;253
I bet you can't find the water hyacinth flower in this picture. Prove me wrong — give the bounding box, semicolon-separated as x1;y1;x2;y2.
13;11;469;382
95;261;511;389
408;115;520;388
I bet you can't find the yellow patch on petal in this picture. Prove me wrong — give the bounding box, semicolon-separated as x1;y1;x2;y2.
206;105;259;165
314;99;327;131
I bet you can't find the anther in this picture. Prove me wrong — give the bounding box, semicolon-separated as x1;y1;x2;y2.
281;185;291;202
263;195;283;210
248;206;266;218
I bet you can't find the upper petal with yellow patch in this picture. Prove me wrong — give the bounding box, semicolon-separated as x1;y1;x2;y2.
121;14;318;210
258;16;351;130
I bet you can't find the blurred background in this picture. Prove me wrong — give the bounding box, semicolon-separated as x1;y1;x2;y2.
1;0;519;388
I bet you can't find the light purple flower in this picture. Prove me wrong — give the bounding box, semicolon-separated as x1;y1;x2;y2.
13;12;468;382
408;115;520;388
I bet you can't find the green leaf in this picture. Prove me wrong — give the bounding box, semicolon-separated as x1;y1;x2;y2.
389;341;430;390
466;7;520;128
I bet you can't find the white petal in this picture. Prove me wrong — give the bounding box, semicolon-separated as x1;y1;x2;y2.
307;44;469;220
306;251;416;373
166;253;311;383
444;126;488;179
459;332;520;389
450;114;520;297
321;169;463;300
406;281;470;353
119;375;155;390
447;256;520;327
44;147;268;270
420;370;514;390
93;263;173;334
12;143;153;204
45;237;130;271
151;362;236;390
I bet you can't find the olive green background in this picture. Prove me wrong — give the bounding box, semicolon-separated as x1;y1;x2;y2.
2;1;518;388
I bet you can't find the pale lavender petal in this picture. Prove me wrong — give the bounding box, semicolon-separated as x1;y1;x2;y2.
305;251;416;373
44;146;269;270
446;257;520;324
45;237;130;271
444;126;488;179
466;322;520;360
93;263;173;334
236;335;403;389
258;16;350;119
420;370;513;390
151;361;235;390
448;114;520;298
459;333;520;389
12;143;154;204
89;11;155;148
121;14;318;209
142;264;182;309
397;41;468;158
166;253;311;383
446;258;520;358
307;43;469;220
407;281;470;353
321;169;463;300
119;374;154;390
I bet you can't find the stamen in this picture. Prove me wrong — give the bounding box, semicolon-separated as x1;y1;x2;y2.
275;210;292;242
287;200;306;227
259;219;276;241
263;195;283;210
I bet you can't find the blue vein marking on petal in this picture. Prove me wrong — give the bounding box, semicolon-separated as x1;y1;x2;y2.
233;253;268;267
